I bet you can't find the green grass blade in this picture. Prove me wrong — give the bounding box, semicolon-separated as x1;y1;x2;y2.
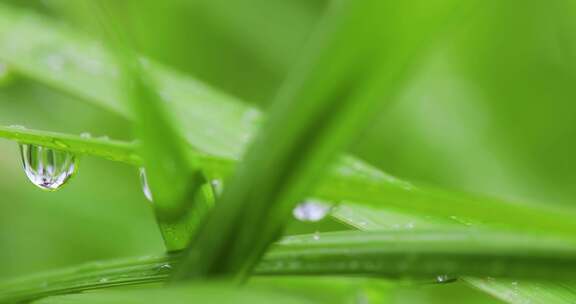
173;0;464;281
33;284;315;304
336;194;576;304
3;122;576;240
465;278;576;304
130;68;214;252
89;4;214;252
317;161;576;235
0;125;140;165
4;230;576;303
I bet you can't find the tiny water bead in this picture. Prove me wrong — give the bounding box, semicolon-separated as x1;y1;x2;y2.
139;168;154;202
210;179;223;196
435;274;456;284
19;144;78;191
293;200;332;222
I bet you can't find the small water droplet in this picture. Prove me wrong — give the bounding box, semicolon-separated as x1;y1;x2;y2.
157;263;172;274
80;132;91;139
139;167;153;202
293;200;331;222
312;231;321;241
99;278;109;283
161;264;172;270
210;179;223;196
19;144;77;191
435;274;455;283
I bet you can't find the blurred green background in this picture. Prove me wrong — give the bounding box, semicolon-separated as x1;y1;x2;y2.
1;0;575;302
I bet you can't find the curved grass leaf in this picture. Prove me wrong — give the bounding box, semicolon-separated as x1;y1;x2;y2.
89;3;214;252
3;230;576;303
0;125;139;165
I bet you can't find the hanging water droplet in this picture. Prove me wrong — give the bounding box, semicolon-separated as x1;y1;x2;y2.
293;200;331;222
139;167;153;202
19;144;77;191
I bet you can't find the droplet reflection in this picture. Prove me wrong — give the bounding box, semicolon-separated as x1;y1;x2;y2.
19;144;78;191
139;167;153;202
293;200;331;222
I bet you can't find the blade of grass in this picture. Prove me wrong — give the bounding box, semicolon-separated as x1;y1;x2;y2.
4;230;576;303
33;284;315;304
3;123;576;239
465;278;576;304
172;0;464;281
0;125;140;165
89;3;214;252
336;195;576;304
34;277;392;304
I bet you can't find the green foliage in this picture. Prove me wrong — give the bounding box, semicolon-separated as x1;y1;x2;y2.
1;0;576;303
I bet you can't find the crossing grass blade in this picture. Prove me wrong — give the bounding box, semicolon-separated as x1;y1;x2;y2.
4;230;576;303
172;0;465;281
89;3;215;252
